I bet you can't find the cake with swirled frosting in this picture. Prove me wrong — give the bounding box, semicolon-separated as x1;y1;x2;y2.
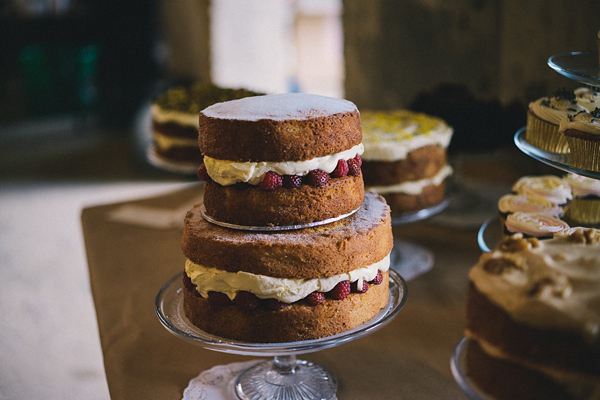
360;110;453;214
465;229;600;399
196;93;365;227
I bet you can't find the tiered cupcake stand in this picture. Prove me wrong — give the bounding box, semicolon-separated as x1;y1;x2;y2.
156;211;407;400
455;50;600;398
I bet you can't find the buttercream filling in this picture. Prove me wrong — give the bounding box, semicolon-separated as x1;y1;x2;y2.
185;253;390;303
361;111;453;161
203;143;364;186
153;132;198;150
512;175;572;204
151;104;198;127
559;110;600;136
366;164;452;195
529;97;586;125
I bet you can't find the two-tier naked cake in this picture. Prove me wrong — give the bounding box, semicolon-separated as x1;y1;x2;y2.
182;93;394;342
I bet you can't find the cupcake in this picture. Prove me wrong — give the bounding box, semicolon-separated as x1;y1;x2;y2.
561;109;600;172
498;193;563;225
575;87;600;112
504;211;570;239
526;89;586;153
563;172;600;226
512;175;572;206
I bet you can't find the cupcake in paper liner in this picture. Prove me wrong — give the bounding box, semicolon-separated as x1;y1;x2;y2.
561;109;600;172
526;89;586;153
563;172;600;226
511;175;572;206
503;211;570;239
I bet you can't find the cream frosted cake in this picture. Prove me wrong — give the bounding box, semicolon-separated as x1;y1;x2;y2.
360;110;453;214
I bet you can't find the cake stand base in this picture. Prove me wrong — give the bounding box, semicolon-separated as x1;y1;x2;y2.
390;238;434;281
235;355;337;400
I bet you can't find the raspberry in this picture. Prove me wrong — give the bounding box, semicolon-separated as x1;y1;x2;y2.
264;298;290;311
354;154;362;167
331;159;349;178
283;174;303;189
328;280;351;300
259;171;283;190
347;158;361;176
306;291;325;306
196;163;211;182
207;291;233;308
351;279;369;293
182;273;200;297
369;270;383;285
234;291;261;310
307;169;330;187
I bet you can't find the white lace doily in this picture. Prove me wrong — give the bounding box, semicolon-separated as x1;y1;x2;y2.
182;360;339;400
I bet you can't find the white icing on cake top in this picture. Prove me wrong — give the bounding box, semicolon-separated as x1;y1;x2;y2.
505;212;569;237
185;253;390;303
575;87;600;112
151;103;198;127
201;93;358;121
512;175;572;205
559;110;600;136
528;96;586;125
498;193;563;217
469;229;600;339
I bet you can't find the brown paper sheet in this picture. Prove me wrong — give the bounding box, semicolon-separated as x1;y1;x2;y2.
82;183;478;399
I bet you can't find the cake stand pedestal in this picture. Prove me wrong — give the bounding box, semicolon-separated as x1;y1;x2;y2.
390;199;449;280
156;270;407;400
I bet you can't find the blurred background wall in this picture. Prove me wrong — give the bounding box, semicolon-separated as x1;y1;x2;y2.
1;0;598;149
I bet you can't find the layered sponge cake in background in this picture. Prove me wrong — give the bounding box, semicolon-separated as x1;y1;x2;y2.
197;93;365;227
150;82;261;170
360;110;453;214
182;191;393;343
464;230;600;399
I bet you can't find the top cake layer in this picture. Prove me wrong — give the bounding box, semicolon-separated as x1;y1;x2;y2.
469;230;600;339
360;110;453;162
198;93;362;162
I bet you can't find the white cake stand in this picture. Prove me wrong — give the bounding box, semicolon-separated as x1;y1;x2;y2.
156;269;407;400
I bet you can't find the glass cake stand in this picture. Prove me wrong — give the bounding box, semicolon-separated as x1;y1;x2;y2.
155;269;407;400
547;51;600;88
477;215;502;253
450;337;489;400
390;199;450;280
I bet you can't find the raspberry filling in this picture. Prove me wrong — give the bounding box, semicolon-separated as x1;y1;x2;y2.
185;269;384;311
197;154;362;190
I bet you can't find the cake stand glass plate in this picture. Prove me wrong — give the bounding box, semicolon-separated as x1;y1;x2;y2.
156;269;407;400
514;127;600;180
547;51;600;87
200;204;360;232
451;337;491;400
477;215;502;253
391;198;450;226
147;145;200;175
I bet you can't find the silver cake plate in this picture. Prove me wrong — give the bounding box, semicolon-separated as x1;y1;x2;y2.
200;204;360;232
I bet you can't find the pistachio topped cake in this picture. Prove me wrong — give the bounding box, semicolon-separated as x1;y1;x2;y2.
151;82;261;168
360;110;453;214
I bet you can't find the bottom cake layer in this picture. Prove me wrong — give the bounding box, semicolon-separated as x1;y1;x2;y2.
380;181;445;213
183;271;389;343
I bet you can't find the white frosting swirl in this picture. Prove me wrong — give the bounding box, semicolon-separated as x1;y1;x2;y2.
564;173;600;198
559;110;600;136
185;253;390;303
498;193;562;217
575;87;600;112
512;175;572;204
203;143;364;186
529;97;586;125
505;212;569;237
